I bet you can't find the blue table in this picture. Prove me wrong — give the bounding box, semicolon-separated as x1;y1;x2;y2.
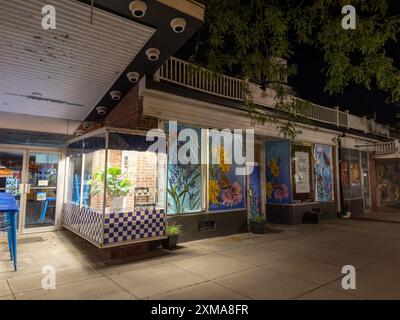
0;193;19;271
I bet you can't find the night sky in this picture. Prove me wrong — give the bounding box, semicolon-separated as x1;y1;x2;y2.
289;41;400;125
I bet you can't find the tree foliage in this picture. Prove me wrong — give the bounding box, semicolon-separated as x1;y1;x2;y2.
187;0;400;139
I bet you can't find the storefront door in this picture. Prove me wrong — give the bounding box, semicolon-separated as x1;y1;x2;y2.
0;147;61;233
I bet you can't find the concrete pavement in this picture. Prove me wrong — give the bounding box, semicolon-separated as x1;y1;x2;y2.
1;212;400;300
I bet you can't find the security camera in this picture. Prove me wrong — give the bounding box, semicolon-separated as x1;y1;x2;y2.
127;72;140;83
82;121;92;129
170;18;186;33
75;129;85;136
146;48;160;61
96;106;108;116
110;91;122;101
129;0;147;18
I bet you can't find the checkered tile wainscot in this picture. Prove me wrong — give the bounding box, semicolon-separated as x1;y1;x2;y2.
62;204;166;246
104;209;165;244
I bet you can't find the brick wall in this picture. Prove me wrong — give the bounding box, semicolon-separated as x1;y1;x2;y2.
104;85;158;131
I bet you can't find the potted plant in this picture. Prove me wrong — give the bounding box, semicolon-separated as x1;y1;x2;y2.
90;167;132;211
162;223;183;249
249;215;266;234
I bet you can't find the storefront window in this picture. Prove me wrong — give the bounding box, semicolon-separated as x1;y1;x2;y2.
105;132;167;213
82;135;106;210
341;149;362;200
313;144;333;202
167;125;202;215
208;131;246;211
66;141;83;206
265;141;292;204
377;160;400;205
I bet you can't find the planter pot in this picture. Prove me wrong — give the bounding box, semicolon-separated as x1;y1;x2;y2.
111;196;124;211
162;235;178;249
249;220;266;234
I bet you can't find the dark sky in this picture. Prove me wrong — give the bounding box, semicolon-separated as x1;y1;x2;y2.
289;42;400;125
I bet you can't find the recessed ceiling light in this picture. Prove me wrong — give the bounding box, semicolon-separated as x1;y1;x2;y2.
129;1;147;18
170;18;186;33
146;48;160;61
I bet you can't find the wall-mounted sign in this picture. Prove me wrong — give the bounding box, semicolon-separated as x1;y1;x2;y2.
38;180;49;187
294;151;310;193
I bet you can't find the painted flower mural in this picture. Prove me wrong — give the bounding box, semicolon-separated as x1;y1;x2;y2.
265;141;292;204
167;125;202;214
314;144;333;202
168;163;201;214
208;145;245;211
249;165;261;218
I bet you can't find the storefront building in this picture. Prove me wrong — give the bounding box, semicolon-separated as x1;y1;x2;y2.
0;0;394;248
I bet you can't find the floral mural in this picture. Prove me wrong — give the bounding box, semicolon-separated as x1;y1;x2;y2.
208;145;245;211
314;144;333;202
265;141;291;204
249;165;261;218
167;125;201;214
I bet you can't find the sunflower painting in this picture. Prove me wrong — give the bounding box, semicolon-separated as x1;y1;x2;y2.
265;141;292;204
208;144;245;211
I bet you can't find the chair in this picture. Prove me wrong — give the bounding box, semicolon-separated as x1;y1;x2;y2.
39;197;56;223
0;212;13;261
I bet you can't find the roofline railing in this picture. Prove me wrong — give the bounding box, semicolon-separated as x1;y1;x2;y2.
156;57;390;138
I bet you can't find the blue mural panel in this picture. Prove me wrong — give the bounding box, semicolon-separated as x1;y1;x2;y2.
248;164;262;218
208;133;246;211
167;125;202;214
314;144;333;202
265;141;292;204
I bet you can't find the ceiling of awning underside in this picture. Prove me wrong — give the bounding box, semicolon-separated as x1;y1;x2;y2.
0;0;155;121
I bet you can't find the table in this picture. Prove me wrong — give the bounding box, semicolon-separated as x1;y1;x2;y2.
0;193;19;271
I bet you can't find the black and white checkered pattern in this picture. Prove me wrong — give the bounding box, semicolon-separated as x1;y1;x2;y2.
62;204;166;246
103;209;165;244
62;203;103;245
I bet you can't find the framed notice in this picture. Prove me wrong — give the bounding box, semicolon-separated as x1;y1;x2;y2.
294;151;310;193
291;144;313;201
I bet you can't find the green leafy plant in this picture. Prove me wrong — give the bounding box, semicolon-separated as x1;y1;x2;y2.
90;167;132;198
251;215;265;223
165;223;183;237
186;0;400;138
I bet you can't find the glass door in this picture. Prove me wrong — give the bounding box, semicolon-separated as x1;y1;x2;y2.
24;152;60;229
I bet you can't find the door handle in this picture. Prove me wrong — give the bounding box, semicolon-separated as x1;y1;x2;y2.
25;184;31;194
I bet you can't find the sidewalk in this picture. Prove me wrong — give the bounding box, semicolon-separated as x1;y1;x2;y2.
1;214;400;300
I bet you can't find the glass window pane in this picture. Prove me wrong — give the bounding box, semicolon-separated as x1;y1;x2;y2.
107;132;166;212
167;125;202;215
208;131;246;211
265;141;292;204
314;144;333;202
66;141;82;206
82;135;106;210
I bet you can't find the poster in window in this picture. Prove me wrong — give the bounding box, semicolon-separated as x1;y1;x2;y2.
265;141;291;204
208;132;246;211
314;144;333;202
351;162;360;185
167;125;202;214
294;151;310;194
341;160;349;187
